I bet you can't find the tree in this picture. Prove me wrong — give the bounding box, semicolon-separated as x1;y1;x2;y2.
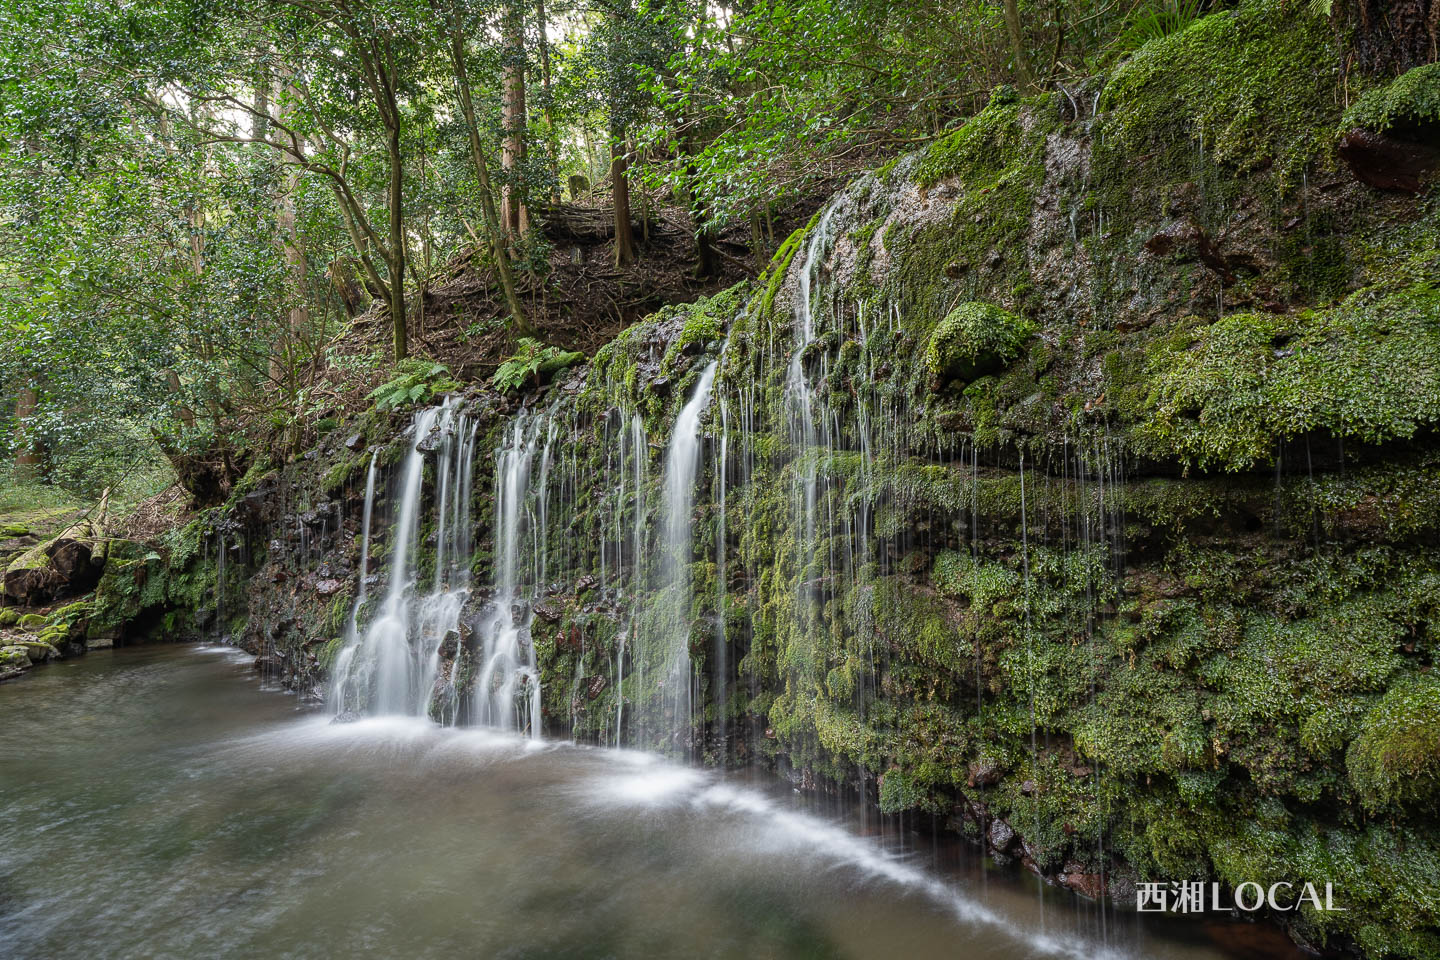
149;0;423;361
443;1;533;336
500;0;531;237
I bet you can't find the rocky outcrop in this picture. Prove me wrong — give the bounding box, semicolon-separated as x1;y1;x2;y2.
3;494;109;607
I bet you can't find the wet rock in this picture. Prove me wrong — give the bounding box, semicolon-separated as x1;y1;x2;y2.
415;422;445;453
967;760;1003;788
987;818;1017;852
575;574;597;593
0;645;31;681
345;432;365;451
585;675;607;700
1059;863;1105;900
1144;219;1235;284
314;578;344;597
1020;779;1037;796
438;629;460;660
1339;128;1439;193
331;711;363;724
533;601;561;624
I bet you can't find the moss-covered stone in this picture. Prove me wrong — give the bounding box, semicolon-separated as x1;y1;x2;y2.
924;302;1036;385
1347;673;1440;814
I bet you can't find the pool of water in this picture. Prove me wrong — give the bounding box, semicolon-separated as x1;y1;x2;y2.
0;645;1304;959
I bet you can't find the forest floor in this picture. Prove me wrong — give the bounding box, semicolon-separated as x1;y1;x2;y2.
327;180;841;389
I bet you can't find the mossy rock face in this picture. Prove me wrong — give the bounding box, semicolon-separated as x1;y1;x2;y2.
924;302;1035;385
1345;62;1440;140
0;523;30;538
1347;673;1440;813
0;608;19;627
17;613;46;630
1131;280;1440;470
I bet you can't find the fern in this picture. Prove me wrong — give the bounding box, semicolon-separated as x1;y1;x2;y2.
367;360;459;411
1114;0;1205;52
491;339;585;394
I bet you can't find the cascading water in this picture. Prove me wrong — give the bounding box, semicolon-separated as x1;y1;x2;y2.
330;398;476;720
647;361;718;756
472;413;548;737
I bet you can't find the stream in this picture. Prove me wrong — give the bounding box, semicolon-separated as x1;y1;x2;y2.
0;645;1304;960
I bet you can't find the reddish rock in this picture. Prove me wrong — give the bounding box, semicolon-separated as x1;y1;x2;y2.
1339;128;1439;193
1059;862;1105;900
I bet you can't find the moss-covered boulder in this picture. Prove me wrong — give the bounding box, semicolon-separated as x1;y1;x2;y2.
0;608;19;627
0;644;31;681
924;302;1035;385
1347;673;1440;814
17;613;46;630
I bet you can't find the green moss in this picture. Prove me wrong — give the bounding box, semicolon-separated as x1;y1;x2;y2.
915;99;1024;188
1133;279;1440;470
1096;2;1339;182
0;608;18;627
924;302;1036;384
1347;673;1440;813
1;523;30;537
17;613;46;630
1344;62;1440;137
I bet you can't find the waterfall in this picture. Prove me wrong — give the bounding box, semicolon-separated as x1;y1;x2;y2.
614;412;647;747
651;361;718;756
473;413;548;737
713;395;729;758
330;399;475;720
330;451;378;710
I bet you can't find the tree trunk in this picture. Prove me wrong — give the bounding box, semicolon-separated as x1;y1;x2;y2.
272;73;309;389
1002;0;1031;87
501;0;529;237
447;14;532;337
386;121;407;361
534;0;562;204
163;369;197;430
611;138;636;267
13;385;40;481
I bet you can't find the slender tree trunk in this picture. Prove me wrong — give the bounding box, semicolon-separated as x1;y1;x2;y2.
272;71;309;389
13;385;41;481
447;15;532;336
501;0;529;237
610;137;636;267
387;124;407;361
1002;0;1031;86
163;369;198;430
533;0;562;204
